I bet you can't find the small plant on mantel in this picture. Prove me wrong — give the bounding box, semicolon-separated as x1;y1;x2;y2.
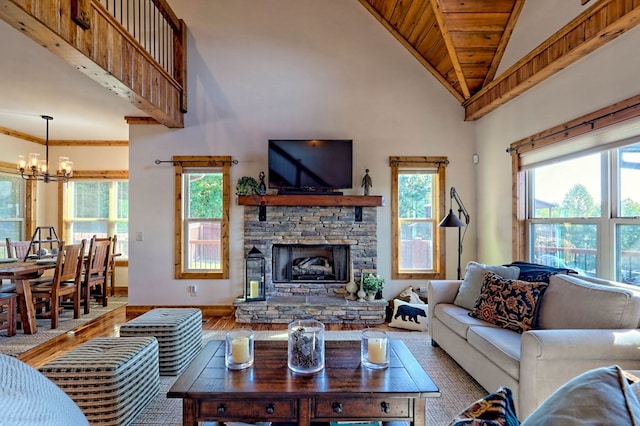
362;273;384;300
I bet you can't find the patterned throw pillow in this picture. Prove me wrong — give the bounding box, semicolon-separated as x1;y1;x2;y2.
448;387;519;426
469;272;548;333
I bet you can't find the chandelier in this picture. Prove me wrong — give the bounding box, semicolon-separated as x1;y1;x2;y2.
17;115;73;183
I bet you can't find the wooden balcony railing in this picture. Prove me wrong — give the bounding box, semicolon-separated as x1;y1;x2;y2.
0;0;187;127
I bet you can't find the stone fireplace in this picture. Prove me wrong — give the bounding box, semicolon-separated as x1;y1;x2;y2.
234;196;386;324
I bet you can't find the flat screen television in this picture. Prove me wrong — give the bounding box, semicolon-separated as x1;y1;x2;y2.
268;139;353;193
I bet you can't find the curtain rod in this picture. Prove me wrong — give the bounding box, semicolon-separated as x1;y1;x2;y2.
506;101;640;154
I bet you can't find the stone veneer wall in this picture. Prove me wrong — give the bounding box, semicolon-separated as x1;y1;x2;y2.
242;205;378;297
236;204;386;324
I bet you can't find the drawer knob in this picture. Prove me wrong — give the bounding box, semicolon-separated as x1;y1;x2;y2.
217;404;227;414
381;401;391;413
332;402;343;413
266;404;275;414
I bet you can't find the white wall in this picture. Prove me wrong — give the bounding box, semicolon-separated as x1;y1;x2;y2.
475;24;640;264
128;0;476;306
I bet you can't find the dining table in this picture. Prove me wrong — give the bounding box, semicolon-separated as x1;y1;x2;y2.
0;259;57;334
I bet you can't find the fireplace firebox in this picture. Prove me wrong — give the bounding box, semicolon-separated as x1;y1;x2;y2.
272;244;349;283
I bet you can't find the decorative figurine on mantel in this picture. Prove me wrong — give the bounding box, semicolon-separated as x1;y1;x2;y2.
258;171;267;195
361;169;372;196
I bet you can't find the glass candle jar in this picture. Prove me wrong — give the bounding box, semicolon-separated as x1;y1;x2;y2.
225;328;254;370
361;328;389;369
287;319;325;374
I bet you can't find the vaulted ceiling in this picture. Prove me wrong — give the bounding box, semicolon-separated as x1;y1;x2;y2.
359;0;524;102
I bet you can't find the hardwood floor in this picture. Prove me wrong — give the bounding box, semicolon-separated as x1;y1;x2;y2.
20;306;394;368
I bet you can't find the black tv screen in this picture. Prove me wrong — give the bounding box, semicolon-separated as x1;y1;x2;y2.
268;139;353;192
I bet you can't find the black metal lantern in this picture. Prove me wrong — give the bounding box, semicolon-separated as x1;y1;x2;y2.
245;246;266;301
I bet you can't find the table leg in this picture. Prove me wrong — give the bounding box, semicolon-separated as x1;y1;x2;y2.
298;398;311;426
183;399;197;426
413;398;426;426
14;278;38;334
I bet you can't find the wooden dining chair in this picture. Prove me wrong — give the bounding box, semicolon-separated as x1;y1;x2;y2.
6;238;33;260
93;234;118;297
82;237;111;314
30;240;85;329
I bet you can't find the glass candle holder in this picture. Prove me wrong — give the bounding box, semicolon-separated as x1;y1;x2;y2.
225;329;254;370
288;319;325;374
361;328;389;369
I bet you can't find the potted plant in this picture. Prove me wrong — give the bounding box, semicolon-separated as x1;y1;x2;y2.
362;273;384;301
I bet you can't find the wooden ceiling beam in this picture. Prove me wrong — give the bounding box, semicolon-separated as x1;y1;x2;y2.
464;0;640;121
358;0;464;102
430;0;470;99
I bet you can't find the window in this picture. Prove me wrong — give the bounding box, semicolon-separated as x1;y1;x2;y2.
174;156;231;279
0;169;26;257
61;173;128;259
526;142;640;284
390;156;447;279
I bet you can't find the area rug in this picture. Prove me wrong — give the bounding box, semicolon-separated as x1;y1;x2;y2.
132;330;487;426
0;296;128;357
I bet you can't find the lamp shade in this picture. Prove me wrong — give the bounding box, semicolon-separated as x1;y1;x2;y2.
438;209;466;228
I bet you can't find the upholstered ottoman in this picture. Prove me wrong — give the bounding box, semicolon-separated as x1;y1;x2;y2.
119;308;202;375
39;336;159;426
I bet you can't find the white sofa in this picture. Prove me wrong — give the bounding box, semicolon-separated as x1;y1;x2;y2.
428;272;640;420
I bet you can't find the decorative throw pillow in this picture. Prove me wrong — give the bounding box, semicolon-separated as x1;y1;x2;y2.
469;272;548;333
388;299;428;331
520;366;640;426
453;262;521;310
386;286;426;322
448;387;519;426
504;261;576;283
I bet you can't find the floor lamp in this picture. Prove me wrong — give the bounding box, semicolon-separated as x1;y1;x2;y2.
438;187;471;280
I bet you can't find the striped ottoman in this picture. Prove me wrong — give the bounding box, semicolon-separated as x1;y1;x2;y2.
39;336;159;426
119;308;202;375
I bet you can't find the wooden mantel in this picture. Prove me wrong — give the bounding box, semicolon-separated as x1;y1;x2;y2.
237;194;383;207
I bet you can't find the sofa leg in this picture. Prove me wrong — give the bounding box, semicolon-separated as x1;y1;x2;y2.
431;339;439;347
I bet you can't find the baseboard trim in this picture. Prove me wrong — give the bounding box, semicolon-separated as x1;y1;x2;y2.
126;305;234;317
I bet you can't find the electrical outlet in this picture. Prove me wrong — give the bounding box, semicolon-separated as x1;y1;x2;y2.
136;231;143;241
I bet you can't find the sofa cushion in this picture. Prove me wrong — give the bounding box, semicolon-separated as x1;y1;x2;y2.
520;365;640;426
538;274;640;329
448;386;519;426
434;303;498;340
388;299;428;331
467;326;522;381
454;262;521;310
470;272;548;333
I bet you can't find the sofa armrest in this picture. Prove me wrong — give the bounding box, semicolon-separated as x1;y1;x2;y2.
427;280;462;337
519;329;640;419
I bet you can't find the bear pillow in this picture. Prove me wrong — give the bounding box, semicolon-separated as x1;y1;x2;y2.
389;299;428;331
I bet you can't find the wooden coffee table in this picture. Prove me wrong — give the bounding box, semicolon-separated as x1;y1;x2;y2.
168;339;440;426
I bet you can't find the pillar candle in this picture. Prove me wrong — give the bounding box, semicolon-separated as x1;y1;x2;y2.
368;338;387;364
231;337;250;364
249;280;260;298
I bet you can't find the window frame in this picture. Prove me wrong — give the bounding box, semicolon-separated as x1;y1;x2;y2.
59;170;129;264
389;156;448;280
174;156;231;280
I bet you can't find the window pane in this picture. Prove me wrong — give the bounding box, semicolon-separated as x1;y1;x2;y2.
617;224;640;285
532;154;601;218
117;182;129;219
398;173;433;219
530;223;597;276
620;143;640;218
74;182;109;218
186;221;221;270
188;173;223;219
399;221;433;270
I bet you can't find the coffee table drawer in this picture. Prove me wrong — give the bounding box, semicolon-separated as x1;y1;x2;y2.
200;399;296;419
315;397;411;418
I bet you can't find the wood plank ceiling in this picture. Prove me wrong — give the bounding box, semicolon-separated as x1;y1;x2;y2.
359;0;524;103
